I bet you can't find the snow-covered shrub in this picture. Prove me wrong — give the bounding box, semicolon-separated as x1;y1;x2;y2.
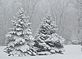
34;15;64;55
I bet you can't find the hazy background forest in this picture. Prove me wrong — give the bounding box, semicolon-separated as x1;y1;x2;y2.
0;0;82;46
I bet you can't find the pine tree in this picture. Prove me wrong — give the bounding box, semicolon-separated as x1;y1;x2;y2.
4;8;36;56
34;15;64;55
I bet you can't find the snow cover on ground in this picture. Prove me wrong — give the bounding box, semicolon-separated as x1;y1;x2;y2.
0;45;82;59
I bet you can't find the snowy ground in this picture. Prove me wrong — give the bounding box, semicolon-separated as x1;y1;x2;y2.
0;45;82;59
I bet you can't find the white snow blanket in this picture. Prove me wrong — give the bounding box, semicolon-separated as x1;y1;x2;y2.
0;45;82;59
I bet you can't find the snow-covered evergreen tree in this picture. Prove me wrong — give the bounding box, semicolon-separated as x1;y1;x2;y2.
34;15;64;55
4;8;36;56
